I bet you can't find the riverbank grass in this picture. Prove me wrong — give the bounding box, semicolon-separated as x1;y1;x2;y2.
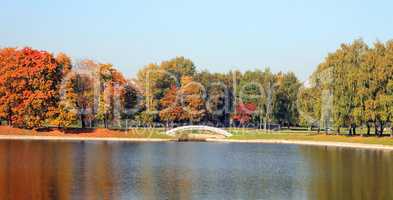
228;129;393;146
1;126;393;146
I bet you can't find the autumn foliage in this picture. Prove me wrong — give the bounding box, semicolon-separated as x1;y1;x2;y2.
0;47;136;129
1;39;393;138
159;85;184;125
232;103;256;126
0;48;63;128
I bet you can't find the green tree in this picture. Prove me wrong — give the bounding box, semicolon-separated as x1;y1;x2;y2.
121;80;140;129
194;71;234;126
273;72;300;129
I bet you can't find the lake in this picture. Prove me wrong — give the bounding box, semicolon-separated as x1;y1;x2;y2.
0;140;392;200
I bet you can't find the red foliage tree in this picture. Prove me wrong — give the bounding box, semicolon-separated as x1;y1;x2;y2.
232;102;257;126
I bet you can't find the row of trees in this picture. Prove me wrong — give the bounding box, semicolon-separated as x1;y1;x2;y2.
0;48;301;129
298;39;393;136
136;57;301;128
1;39;392;136
0;47;138;129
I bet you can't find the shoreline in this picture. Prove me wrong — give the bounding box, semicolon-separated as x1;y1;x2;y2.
0;135;173;142
0;134;392;151
207;138;393;151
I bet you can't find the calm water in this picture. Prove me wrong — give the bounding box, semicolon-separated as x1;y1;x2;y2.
0;140;392;200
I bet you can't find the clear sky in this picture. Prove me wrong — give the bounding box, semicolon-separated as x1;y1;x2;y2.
1;0;393;80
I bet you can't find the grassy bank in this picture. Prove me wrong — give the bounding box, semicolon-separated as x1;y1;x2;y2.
1;126;393;146
228;129;393;146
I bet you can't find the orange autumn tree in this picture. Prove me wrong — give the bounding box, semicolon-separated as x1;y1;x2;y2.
179;76;206;124
0;48;18;125
159;85;184;127
0;47;64;128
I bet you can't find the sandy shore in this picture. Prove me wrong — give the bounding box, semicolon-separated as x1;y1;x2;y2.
207;138;393;151
0;134;392;151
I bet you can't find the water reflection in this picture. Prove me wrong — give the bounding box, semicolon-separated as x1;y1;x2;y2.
0;141;391;199
300;146;393;200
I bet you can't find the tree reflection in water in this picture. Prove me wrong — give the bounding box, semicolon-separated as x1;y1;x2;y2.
0;141;392;200
300;146;393;200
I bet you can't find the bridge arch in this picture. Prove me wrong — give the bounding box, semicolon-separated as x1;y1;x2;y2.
165;125;232;137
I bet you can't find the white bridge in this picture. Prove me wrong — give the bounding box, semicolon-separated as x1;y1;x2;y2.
165;125;232;137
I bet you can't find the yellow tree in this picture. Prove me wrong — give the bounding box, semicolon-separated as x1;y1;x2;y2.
51;53;78;128
136;64;161;121
315;40;367;135
297;86;321;132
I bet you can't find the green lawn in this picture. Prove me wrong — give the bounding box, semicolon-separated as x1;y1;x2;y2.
146;127;393;146
3;125;393;145
227;129;393;146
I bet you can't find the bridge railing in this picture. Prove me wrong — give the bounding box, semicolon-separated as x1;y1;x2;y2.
165;125;232;137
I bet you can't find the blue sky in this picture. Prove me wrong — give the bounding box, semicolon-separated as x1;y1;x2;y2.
1;0;393;80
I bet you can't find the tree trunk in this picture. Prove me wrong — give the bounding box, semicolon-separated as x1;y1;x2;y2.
348;126;352;136
374;122;379;136
337;126;340;135
391;127;393;138
352;125;356;135
104;114;109;128
380;123;384;136
7;114;12;126
125;119;128;132
325;125;328;135
366;123;370;136
81;114;86;128
259;116;262;129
